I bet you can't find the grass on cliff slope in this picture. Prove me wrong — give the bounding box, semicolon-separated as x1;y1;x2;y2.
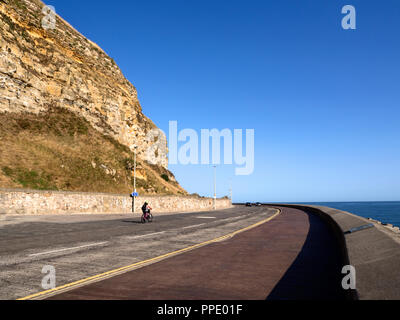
0;107;186;195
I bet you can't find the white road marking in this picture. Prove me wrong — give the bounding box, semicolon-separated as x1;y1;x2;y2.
28;242;109;257
182;223;206;230
220;215;247;222
127;231;166;240
196;216;216;219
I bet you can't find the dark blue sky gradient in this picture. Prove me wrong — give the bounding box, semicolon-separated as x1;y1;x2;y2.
47;0;400;202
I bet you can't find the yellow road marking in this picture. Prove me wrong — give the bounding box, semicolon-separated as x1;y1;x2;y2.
18;208;281;300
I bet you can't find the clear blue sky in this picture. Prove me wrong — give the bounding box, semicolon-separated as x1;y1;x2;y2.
48;0;400;202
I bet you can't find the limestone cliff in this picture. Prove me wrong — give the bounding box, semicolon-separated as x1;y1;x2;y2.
0;0;166;167
0;0;187;195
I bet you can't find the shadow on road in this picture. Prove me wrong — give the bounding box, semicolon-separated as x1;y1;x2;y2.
121;220;142;224
266;209;351;300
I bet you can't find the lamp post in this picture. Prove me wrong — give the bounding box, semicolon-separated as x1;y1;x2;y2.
229;178;232;203
213;165;217;210
132;145;138;213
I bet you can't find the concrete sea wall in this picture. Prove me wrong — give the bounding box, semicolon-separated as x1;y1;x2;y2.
278;204;400;300
0;189;232;215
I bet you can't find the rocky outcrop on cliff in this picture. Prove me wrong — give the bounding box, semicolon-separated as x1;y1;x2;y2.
0;0;167;167
0;0;187;195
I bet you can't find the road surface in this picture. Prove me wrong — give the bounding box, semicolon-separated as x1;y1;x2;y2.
0;206;274;299
0;206;347;300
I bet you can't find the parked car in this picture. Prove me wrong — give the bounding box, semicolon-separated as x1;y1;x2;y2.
255;202;262;206
245;202;252;207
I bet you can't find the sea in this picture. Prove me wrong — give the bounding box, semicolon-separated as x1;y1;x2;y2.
297;201;400;228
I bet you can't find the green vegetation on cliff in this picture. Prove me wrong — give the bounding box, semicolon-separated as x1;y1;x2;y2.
0;107;187;195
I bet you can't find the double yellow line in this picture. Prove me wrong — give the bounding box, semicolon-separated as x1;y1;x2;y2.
18;208;281;300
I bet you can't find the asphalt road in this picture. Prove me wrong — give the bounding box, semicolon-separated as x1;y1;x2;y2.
0;206;276;300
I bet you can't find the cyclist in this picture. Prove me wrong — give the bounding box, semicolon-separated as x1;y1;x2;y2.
141;202;152;220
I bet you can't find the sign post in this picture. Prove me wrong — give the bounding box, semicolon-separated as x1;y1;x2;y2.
131;191;139;213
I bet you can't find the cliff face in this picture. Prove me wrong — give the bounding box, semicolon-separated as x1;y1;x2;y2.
0;0;167;168
0;0;188;195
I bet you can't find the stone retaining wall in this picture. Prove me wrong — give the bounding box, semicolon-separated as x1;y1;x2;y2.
0;189;232;215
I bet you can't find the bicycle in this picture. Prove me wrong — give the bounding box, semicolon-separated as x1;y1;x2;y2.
141;211;153;223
